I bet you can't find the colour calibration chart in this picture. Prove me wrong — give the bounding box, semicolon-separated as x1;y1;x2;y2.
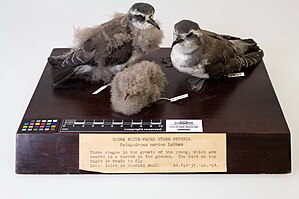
19;119;59;133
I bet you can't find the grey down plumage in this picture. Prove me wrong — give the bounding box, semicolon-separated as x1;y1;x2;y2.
170;19;264;91
48;3;163;87
110;61;166;116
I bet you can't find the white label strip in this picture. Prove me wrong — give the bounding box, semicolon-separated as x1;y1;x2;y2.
92;84;111;95
227;72;245;78
166;119;203;132
170;93;189;102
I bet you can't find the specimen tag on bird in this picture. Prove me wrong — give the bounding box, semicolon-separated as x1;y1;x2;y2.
92;84;111;95
170;93;189;102
79;133;227;173
227;72;245;78
160;93;189;103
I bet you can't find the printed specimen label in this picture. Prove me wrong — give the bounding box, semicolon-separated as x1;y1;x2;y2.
79;133;227;173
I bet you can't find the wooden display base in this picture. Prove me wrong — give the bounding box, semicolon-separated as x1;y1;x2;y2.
16;48;291;174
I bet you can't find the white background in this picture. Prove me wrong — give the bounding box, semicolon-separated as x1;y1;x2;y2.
1;0;298;198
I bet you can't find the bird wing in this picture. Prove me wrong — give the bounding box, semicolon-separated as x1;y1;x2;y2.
47;36;97;68
202;30;264;78
62;38;96;67
201;30;237;78
100;42;133;66
61;35;133;68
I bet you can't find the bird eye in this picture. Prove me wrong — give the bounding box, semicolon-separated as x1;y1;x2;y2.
186;32;194;37
135;15;145;20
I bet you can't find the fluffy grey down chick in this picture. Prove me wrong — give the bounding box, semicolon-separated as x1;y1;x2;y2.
110;61;166;115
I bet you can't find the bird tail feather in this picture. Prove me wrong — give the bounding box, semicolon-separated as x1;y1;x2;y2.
48;48;95;87
48;50;79;87
48;52;69;66
226;36;264;73
228;49;264;72
230;38;260;54
49;64;76;88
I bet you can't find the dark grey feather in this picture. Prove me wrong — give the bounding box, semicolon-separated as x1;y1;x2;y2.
103;41;133;66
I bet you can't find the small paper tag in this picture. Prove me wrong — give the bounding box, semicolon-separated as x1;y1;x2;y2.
227;72;245;78
92;84;111;95
170;93;188;102
166;119;203;132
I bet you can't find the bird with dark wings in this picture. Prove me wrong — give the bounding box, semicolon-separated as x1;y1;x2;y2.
168;19;263;91
48;2;163;88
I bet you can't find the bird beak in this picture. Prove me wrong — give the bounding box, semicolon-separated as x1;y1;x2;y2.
147;18;160;30
124;94;129;100
172;38;184;47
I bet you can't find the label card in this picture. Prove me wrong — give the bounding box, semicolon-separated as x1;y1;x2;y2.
79;133;227;173
166;119;203;132
170;93;189;102
92;84;111;95
227;72;245;78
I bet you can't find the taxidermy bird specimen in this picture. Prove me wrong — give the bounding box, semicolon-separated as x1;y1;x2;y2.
48;2;163;88
166;19;263;91
110;61;166;116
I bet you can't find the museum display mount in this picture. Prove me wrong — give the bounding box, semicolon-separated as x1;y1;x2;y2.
16;48;291;174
